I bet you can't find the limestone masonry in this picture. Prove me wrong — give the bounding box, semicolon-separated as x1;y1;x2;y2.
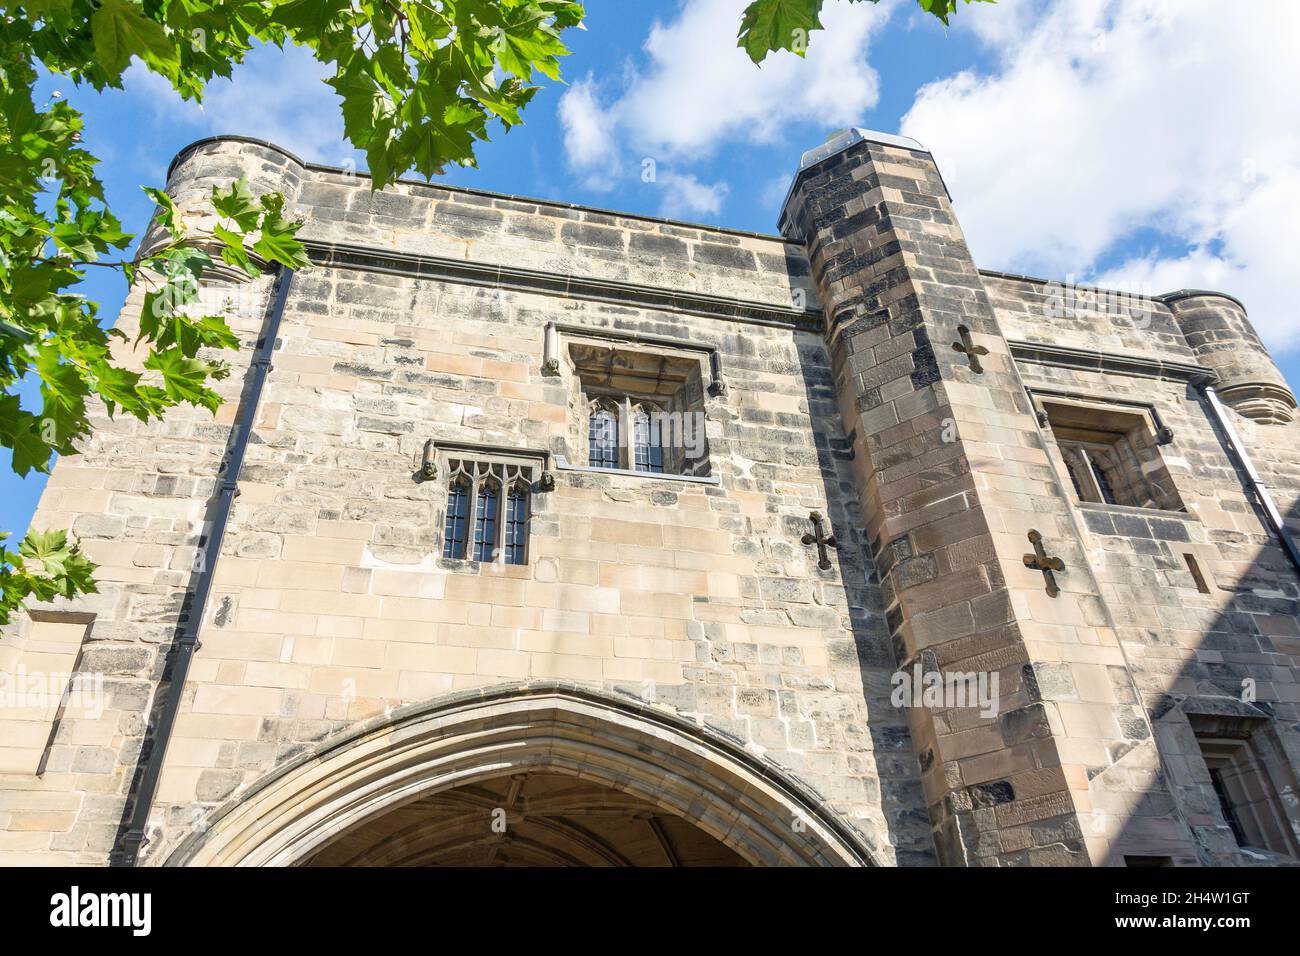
2;129;1298;867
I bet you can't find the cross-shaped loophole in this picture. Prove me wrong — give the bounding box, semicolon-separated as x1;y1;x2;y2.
801;511;838;571
952;324;990;373
1023;530;1065;598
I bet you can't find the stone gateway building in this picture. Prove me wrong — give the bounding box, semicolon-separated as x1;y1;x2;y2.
2;129;1298;867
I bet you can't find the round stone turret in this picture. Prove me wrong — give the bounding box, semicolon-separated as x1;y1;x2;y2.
139;136;307;275
1163;290;1296;424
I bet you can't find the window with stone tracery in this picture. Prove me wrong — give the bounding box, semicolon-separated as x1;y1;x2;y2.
1059;439;1126;506
441;458;533;565
504;485;528;565
563;339;711;478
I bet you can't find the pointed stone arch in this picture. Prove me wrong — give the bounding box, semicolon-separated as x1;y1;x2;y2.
162;683;880;867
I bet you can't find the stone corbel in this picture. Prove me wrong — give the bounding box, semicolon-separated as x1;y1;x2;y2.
542;322;561;376
416;438;438;482
708;351;727;397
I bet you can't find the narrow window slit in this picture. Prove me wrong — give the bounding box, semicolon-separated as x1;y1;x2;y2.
1184;553;1211;593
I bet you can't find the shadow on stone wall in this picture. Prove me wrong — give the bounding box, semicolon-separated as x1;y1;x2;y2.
794;330;936;866
110;298;278;865
1106;397;1300;867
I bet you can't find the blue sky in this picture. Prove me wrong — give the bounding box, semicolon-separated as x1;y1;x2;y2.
5;0;1298;541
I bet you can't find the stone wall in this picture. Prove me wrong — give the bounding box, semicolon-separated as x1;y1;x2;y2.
0;138;930;866
984;272;1300;864
0;269;277;863
779;128;1299;866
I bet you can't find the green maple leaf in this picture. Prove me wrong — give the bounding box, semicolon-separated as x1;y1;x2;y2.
737;0;992;62
34;345;84;411
156;245;211;284
144;348;222;412
212;177;262;231
0;319;36;345
737;0;826;63
917;0;986;25
252;207;310;269
18;528;71;575
59;548;98;597
50;221;99;260
0;398;53;476
214;223;259;276
91;362;146;418
21;0;75;23
142;185;185;238
495;18;568;82
273;0;352;35
192;314;241;351
90;0;179;83
11;260;79;309
17;528;98;600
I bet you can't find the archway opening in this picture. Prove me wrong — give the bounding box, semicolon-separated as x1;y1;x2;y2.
302;771;748;867
163;685;877;868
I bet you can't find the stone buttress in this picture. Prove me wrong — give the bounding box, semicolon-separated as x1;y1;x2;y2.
781;130;1200;865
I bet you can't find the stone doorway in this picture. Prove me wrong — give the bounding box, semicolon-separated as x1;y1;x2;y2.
160;684;878;868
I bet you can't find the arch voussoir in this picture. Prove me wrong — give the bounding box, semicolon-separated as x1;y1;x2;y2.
163;683;879;867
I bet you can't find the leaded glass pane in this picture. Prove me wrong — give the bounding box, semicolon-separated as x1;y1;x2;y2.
505;487;528;565
633;412;664;474
443;479;469;559
589;408;619;469
472;483;499;562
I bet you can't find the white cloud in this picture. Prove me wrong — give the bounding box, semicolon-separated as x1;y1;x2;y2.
558;0;897;206
557;74;621;188
128;42;355;166
657;171;730;219
899;0;1300;349
618;0;893;157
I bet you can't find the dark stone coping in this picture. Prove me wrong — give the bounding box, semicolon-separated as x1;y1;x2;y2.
1009;340;1213;383
167;134;794;244
305;239;825;332
1155;288;1249;313
552;321;727;395
981;269;1249;316
27;609;97;625
1179;694;1272;720
554;321;718;356
776;130;954;239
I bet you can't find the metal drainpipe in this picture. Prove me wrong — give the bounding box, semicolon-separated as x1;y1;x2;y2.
115;266;295;866
1198;381;1300;578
